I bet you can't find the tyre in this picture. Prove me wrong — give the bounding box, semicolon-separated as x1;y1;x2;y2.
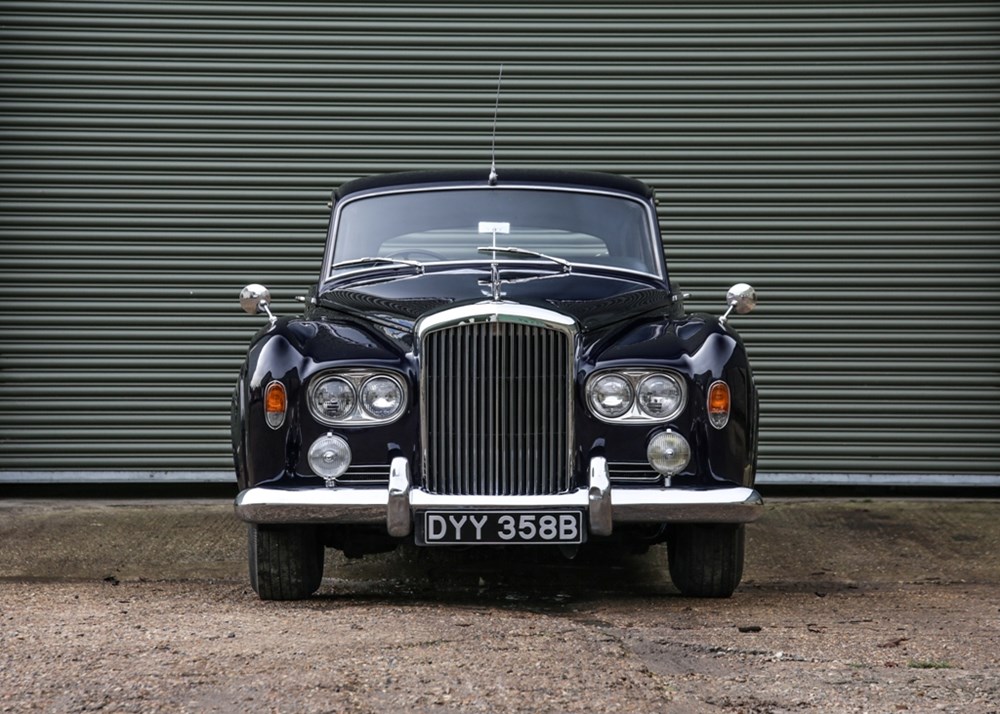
667;523;745;598
248;524;325;600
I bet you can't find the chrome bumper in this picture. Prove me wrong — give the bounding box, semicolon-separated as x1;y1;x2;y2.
234;456;764;536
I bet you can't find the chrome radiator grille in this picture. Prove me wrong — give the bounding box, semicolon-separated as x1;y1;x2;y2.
422;320;573;496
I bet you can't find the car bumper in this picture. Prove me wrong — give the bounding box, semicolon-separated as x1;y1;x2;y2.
234;456;764;537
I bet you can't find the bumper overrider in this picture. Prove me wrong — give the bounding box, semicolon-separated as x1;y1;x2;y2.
234;456;764;537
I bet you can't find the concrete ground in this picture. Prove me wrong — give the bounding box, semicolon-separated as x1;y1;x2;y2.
1;496;998;712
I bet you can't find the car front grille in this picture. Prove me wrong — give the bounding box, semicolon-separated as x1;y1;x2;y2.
608;462;661;483
338;463;390;485
421;318;573;496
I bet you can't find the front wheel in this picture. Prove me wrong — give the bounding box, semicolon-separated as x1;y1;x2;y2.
248;524;324;600
667;523;745;598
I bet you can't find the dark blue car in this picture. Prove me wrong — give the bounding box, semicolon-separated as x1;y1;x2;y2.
232;169;761;599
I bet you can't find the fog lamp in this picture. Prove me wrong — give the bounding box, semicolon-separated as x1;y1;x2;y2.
307;433;351;484
647;430;691;477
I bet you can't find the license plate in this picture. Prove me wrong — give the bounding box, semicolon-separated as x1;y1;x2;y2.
416;510;586;546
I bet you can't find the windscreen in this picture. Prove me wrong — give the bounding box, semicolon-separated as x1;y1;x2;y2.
330;187;661;276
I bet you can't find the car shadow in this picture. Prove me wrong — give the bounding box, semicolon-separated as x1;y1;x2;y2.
309;541;677;606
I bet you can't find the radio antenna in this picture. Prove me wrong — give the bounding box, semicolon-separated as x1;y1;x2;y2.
488;64;503;185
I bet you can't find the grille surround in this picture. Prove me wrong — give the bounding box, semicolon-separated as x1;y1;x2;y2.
418;304;576;496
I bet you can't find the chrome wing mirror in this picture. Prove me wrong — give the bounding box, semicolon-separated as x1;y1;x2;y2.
719;283;757;325
239;283;276;324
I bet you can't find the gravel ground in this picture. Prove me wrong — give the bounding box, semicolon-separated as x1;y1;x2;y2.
1;497;998;713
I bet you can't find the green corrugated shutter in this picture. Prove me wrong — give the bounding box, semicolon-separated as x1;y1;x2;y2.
1;2;998;484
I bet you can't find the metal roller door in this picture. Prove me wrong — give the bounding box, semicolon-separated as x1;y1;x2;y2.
1;2;998;485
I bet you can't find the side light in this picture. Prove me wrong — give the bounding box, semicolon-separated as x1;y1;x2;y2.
707;380;731;429
307;434;351;484
264;381;287;429
647;430;691;476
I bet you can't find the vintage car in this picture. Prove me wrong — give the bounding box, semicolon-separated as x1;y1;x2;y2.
232;168;761;600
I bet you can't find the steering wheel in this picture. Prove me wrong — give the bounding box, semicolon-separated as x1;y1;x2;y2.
384;249;447;261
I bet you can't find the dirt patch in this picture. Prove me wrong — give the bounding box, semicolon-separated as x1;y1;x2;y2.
0;497;998;712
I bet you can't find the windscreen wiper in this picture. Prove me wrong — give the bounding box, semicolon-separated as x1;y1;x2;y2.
476;246;573;273
330;256;424;273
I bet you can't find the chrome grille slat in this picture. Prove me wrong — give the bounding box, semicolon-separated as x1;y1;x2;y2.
423;317;572;496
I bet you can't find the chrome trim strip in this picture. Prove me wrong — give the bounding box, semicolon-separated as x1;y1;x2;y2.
414;302;576;340
10;470;993;487
325;184;664;281
409;489;590;509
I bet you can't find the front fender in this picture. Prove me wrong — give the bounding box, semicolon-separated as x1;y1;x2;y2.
579;314;758;488
233;316;408;489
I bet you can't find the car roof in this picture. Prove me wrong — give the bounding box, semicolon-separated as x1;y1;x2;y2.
334;169;656;201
